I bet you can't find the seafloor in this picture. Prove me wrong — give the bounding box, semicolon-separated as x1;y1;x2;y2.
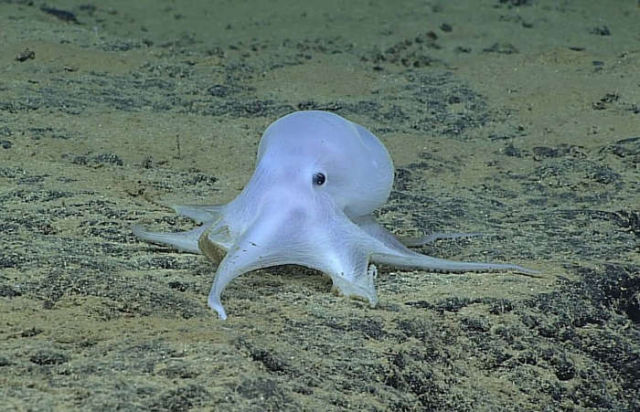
1;0;638;410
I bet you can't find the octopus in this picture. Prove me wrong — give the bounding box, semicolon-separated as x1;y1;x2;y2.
133;110;537;319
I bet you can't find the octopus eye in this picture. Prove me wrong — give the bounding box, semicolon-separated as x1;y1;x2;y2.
312;172;326;186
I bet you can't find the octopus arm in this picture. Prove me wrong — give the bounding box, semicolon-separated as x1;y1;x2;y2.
171;204;225;223
132;204;228;254
132;224;208;254
205;208;382;319
371;251;539;275
353;215;538;275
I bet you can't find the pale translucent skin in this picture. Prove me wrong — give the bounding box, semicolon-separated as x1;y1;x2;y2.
133;111;537;319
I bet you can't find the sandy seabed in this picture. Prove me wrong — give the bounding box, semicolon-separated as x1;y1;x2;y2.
1;0;639;410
